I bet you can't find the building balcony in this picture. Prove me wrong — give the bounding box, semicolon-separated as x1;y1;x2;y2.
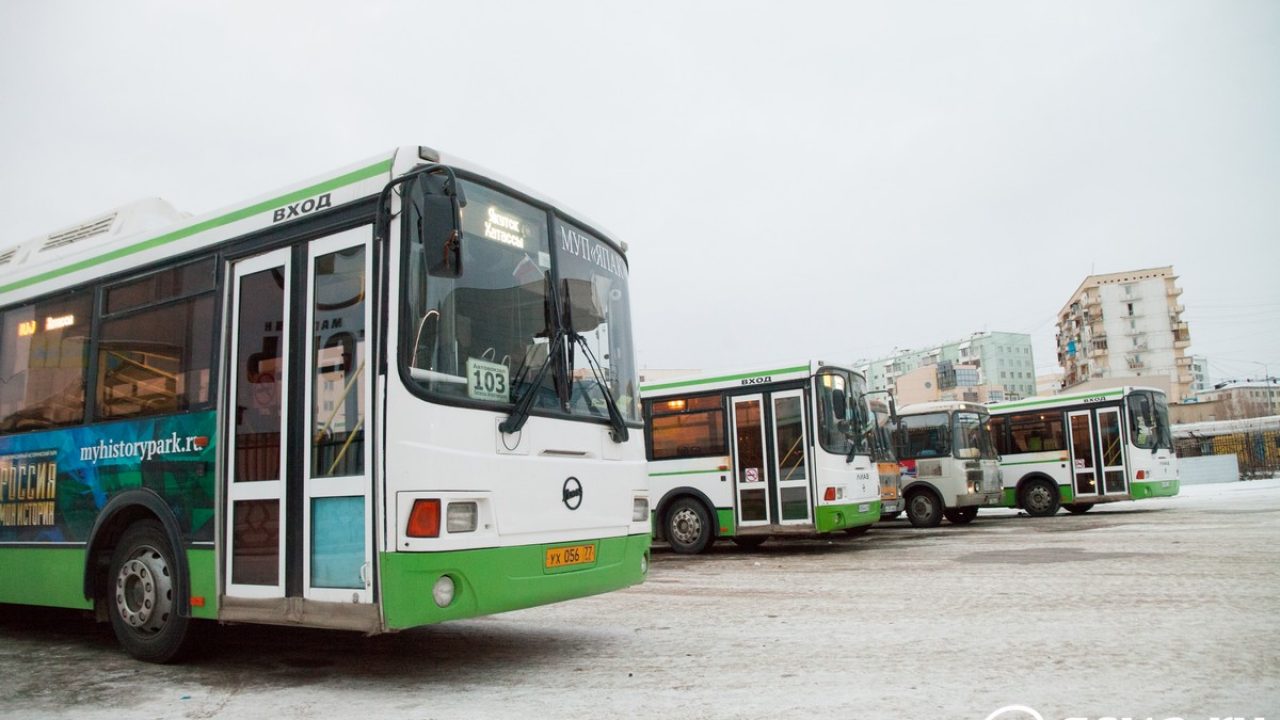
1168;286;1184;297
1174;339;1191;349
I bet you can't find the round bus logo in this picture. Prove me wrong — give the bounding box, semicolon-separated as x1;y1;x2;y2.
983;706;1044;720
562;477;583;510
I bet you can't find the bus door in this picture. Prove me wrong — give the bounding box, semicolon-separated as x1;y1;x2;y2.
1096;407;1127;495
770;390;812;525
731;395;771;527
1067;410;1099;499
225;227;375;605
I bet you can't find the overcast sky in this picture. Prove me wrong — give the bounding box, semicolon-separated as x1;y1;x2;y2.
2;1;1277;384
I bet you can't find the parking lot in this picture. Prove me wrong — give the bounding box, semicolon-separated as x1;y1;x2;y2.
2;479;1277;720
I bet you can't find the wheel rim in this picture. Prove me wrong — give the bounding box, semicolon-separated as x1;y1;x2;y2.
909;495;934;520
669;507;702;546
115;543;174;636
1026;485;1053;513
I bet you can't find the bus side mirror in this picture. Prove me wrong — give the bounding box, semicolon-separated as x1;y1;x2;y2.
412;180;464;278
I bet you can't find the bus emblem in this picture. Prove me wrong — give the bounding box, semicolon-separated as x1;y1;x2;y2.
562;477;583;510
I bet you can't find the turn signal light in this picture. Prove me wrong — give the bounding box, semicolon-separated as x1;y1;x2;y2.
824;487;836;501
407;499;441;537
1136;470;1146;480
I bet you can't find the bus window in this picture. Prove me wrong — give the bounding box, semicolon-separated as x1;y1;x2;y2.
953;412;997;459
1004;412;1065;453
815;369;869;456
649;395;726;460
897;412;950;459
0;290;92;433
97;295;215;420
1128;391;1172;450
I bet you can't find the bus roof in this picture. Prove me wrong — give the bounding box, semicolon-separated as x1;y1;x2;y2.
988;386;1164;414
640;361;861;397
0;145;623;306
898;400;990;416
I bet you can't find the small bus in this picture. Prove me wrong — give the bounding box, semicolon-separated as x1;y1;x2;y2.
641;362;881;553
988;387;1179;516
868;396;903;520
0;146;650;662
894;401;1003;527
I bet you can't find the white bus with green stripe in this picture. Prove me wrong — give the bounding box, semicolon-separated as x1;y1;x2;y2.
0;146;649;662
641;362;880;553
988;387;1179;516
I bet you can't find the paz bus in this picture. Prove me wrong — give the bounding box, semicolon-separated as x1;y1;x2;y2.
0;146;650;662
893;401;1003;527
988;387;1178;516
641;362;881;553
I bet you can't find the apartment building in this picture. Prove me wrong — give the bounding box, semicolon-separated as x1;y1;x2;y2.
856;331;1036;404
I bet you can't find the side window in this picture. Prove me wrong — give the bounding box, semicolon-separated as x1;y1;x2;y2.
0;290;93;433
1004;411;1066;453
648;395;726;460
990;415;1007;456
97;258;216;420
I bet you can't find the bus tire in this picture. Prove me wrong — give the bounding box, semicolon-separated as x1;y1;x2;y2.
730;535;767;549
1020;479;1061;517
905;489;943;528
880;511;902;521
943;507;978;525
1062;502;1092;514
107;520;193;663
665;497;713;554
843;525;871;537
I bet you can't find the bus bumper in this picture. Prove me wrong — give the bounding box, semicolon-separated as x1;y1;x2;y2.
880;498;903;515
954;491;1004;509
814;500;881;533
378;533;650;630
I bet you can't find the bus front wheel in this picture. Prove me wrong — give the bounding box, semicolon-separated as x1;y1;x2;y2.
906;490;943;528
1020;479;1061;517
943;507;978;525
665;498;713;554
1062;502;1093;514
107;520;193;663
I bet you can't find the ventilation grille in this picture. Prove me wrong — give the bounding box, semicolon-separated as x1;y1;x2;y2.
0;248;16;266
41;213;117;252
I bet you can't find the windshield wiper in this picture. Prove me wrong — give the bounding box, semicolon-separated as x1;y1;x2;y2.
568;331;629;443
499;327;566;436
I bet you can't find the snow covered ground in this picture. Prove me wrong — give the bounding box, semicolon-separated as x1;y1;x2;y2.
2;479;1277;720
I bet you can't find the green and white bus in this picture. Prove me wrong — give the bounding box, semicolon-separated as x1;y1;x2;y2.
988;387;1179;516
0;146;649;662
894;401;1003;527
641;362;881;553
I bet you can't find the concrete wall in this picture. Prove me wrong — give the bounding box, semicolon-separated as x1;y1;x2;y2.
1178;454;1240;484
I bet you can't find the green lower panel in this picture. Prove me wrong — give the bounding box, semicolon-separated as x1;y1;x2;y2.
814;500;881;533
1131;478;1180;499
1001;483;1074;507
186;548;218;619
1060;484;1075;503
715;508;735;537
0;547;92;610
380;533;649;630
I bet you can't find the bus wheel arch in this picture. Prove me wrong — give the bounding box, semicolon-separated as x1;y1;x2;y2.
658;491;716;554
84;491;191;628
904;484;944;528
1016;474;1061;517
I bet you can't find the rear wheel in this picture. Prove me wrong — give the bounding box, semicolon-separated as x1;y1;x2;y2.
943;507;979;525
107;520;193;663
1020;479;1061;517
906;490;943;528
1062;502;1093;514
730;535;768;549
665;498;713;554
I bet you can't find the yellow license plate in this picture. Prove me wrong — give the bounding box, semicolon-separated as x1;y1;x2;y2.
545;543;596;569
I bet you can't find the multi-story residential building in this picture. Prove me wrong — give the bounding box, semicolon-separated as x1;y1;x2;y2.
1056;266;1194;402
856;331;1036;404
1189;355;1211;394
1196;379;1280;419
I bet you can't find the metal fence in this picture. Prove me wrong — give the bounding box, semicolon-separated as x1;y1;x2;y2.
1175;429;1280;479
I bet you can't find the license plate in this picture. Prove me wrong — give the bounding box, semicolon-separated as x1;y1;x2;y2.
858;503;870;513
545;543;596;569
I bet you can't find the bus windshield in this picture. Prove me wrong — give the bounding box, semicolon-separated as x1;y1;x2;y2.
1128;390;1172;450
815;368;870;457
868;403;897;463
402;178;639;423
953;411;997;459
897;412;950;459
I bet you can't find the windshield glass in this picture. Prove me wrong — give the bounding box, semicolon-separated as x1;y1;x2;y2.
554;218;640;423
953;411;997;459
1128;390;1172;450
815;368;870;456
897;412;950;459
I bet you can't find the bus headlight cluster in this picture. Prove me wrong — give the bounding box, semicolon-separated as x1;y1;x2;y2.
432;576;456;607
447;502;478;533
632;497;649;522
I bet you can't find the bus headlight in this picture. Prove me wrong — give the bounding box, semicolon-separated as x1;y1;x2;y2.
447;502;478;533
433;576;456;607
632;497;649;522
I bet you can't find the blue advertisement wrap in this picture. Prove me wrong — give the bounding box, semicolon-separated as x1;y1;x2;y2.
0;411;217;543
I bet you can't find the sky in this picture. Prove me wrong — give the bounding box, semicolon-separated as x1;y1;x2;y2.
1;0;1277;385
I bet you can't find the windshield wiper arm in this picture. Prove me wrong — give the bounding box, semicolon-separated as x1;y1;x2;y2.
499;327;565;436
568;331;629;443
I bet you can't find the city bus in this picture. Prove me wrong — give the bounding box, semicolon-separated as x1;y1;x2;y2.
893;401;1003;527
0;146;650;662
641;362;881;553
988;387;1179;516
868;396;903;520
